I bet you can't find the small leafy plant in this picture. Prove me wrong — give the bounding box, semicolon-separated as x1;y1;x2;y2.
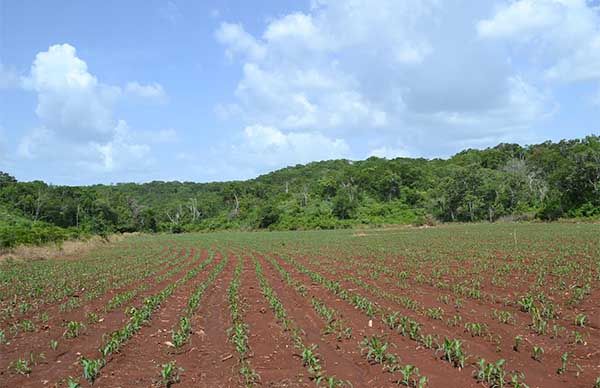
160;361;182;387
557;352;568;375
64;321;85;339
574;313;587;327
532;346;544;362
81;357;103;384
475;358;506;387
513;335;523;352
438;338;465;369
11;358;32;375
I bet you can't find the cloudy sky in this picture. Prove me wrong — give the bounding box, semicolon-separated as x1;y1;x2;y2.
0;0;599;185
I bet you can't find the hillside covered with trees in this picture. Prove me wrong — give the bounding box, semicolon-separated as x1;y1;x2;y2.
1;136;599;248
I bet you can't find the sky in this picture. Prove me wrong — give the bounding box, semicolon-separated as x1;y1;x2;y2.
0;0;599;185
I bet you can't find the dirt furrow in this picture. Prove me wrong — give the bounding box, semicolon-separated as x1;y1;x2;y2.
267;253;479;388
288;253;591;388
92;251;222;387
169;252;238;387
0;249;205;387
241;255;309;387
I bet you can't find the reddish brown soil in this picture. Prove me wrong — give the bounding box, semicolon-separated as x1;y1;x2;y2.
2;243;598;388
263;254;479;388
93;253;227;387
286;253;600;388
0;249;204;387
240;256;310;387
0;245;184;330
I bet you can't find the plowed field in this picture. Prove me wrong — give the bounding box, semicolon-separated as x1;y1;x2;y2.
1;223;599;387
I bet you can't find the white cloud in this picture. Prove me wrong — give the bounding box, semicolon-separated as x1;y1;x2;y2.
16;43;168;175
125;82;167;102
17;127;53;159
216;0;554;161
233;63;386;131
22;44;120;143
476;0;567;39
92;120;151;172
478;0;600;83
232;124;349;168
215;23;266;62
368;146;411;159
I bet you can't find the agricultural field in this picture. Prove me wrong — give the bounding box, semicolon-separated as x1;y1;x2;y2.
1;223;599;388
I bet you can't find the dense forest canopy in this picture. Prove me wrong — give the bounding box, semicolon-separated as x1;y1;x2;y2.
1;136;599;247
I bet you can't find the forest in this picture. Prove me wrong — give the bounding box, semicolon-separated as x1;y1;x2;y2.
1;135;599;248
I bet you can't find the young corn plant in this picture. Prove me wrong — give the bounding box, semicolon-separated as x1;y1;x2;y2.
50;339;59;351
81;357;103;384
11;358;32;375
571;331;586;345
160;361;182;387
228;255;260;386
425;307;443;320
513;335;523;352
518;295;534;312
360;336;397;366
438;338;466;369
492;309;514;325
302;344;324;379
64;321;85;339
20;319;35;332
86;312;100;324
531;346;544;362
254;258;330;383
66;376;81;388
574;313;587;327
475;358;506;388
464;322;487;337
510;372;529;388
316;376;352;387
557;352;568;375
395;364;427;387
171;316;191;348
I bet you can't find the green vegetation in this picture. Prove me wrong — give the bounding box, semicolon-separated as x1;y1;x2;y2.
1;136;599;247
160;361;182;387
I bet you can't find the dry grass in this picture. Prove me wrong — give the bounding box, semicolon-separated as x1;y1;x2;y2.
0;234;127;262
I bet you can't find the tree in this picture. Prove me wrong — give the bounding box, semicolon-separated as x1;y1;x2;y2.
0;172;16;188
332;192;356;220
258;203;280;228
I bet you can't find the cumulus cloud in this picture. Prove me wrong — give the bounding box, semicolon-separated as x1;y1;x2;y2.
232;124;349;168
216;0;555;162
16;43;167;174
215;23;266;62
478;0;600;83
21;44;120;143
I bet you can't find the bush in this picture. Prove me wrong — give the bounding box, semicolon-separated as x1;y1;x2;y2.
0;222;85;249
537;198;564;221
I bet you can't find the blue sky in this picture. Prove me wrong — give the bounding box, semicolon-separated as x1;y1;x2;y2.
0;0;599;185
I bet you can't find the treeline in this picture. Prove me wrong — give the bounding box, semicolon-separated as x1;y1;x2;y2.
1;136;599;247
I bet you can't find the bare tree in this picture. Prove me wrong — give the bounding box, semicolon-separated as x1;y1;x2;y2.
229;192;240;219
188;198;201;222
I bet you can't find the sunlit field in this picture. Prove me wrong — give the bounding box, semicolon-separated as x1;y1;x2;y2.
1;223;599;387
